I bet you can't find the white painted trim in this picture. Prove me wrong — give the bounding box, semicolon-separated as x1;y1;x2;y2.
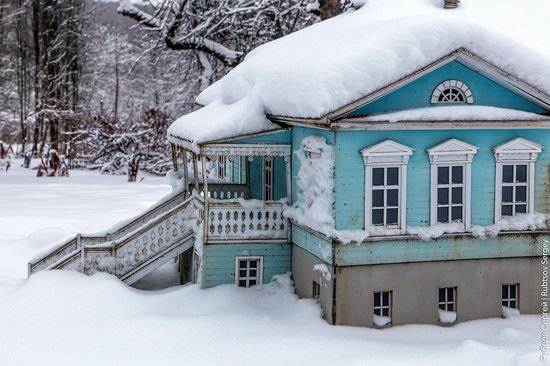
263;157;274;201
431;80;474;104
234;256;264;286
362;140;413;234
493;138;541;223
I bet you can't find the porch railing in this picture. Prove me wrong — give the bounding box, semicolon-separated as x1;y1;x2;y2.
207;201;288;241
191;182;249;200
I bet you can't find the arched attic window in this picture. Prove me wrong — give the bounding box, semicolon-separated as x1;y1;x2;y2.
431;80;474;104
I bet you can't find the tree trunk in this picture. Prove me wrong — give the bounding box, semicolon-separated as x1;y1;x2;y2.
127;154;141;182
319;0;342;20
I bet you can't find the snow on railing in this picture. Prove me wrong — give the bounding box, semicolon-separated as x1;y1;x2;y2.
28;188;190;275
192;183;248;200
47;196;203;283
207;201;288;241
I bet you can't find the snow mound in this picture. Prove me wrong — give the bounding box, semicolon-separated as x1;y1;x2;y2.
439;309;458;324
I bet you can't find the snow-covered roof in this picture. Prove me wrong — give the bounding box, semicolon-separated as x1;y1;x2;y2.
169;0;550;151
360;106;550;123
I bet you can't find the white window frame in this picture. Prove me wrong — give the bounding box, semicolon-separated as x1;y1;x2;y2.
361;140;413;234
438;287;457;312
431;80;474;104
235;256;263;287
373;291;392;319
493;138;542;223
263;156;274;201
502;283;519;309
428;139;478;230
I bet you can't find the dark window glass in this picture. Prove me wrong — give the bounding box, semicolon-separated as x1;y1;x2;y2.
382;292;389;306
448;303;454;312
510;285;516;298
437;207;449;223
502;165;514;183
239;270;247;277
386;167;399;185
451;206;462;221
502;285;508;299
502;205;513;216
249;279;256;286
502;187;513;203
387;189;398;206
510;300;517;308
239;280;247;287
239;261;247;269
516;186;527;202
373;168;384;186
516;204;527;214
452;166;463;184
438;188;449;205
452;187;463;204
372;209;384;225
438;167;449;184
372;190;384;207
374;308;381;316
249;269;257;277
249;260;257;268
502;300;507;306
516;165;527;183
374;293;380;307
439;288;445;302
386;209;398;225
382;308;389;317
447;288;454;301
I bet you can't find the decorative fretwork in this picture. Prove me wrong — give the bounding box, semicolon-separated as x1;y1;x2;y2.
208;202;288;240
191;183;249;200
201;143;291;158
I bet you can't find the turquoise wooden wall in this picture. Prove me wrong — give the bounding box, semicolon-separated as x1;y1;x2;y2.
335;129;550;230
348;61;546;116
335;232;547;266
201;243;291;288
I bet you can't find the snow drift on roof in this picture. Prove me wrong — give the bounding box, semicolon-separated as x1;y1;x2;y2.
170;0;550;146
362;106;549;123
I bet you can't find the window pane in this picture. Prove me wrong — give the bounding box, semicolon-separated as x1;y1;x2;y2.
503;165;514;183
387;167;399;185
510;300;517;308
249;279;256;286
372;190;384;207
502;186;513;203
516;165;527;183
439;303;445;310
239;270;247;277
452;166;463;184
451;206;462;221
387;189;398;206
438;188;449;205
374;293;380;307
249;269;257;277
516;204;527;214
448;303;454;312
374;308;381;316
502;285;508;299
447;288;454;301
516;186;527;202
386;209;398;225
249;260;257;268
438;167;449;184
382;292;389;306
382;308;389;317
373;168;384;186
372;209;384;225
510;285;516;298
239;260;247;269
502;300;507;306
239;280;247;287
439;288;445;302
437;207;449;223
502;205;513;216
452;187;463;204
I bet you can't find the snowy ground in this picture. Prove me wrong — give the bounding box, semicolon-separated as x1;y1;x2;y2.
0;160;543;365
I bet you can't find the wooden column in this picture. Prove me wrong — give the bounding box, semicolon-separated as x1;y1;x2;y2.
201;155;209;243
192;153;200;192
170;144;178;171
182;150;189;193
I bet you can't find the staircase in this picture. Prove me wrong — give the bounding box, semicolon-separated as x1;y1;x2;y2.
28;190;204;285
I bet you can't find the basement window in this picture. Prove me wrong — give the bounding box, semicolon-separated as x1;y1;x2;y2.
312;281;320;299
502;284;519;309
235;256;263;287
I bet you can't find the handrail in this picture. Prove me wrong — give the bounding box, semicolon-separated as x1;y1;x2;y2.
29;188;190;275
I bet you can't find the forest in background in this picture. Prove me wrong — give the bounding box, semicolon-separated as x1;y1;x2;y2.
0;0;359;179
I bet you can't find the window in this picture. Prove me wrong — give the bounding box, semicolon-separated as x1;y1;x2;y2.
428;139;477;229
494;138;542;222
235;256;263;287
263;157;273;201
502;284;519;309
312;281;320;299
361;140;413;234
438;287;457;312
373;291;392;318
371;167;400;227
431;80;473;104
217;155;227;180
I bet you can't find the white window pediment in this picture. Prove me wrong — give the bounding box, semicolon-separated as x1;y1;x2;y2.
493;138;542;162
427;138;478;164
360;140;414;165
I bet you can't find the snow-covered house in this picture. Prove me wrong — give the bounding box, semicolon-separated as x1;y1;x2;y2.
31;0;550;327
